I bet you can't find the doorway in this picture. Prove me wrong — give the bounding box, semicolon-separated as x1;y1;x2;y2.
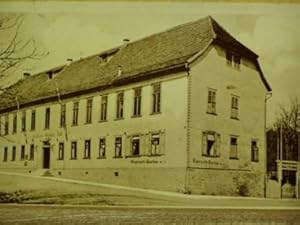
43;147;50;169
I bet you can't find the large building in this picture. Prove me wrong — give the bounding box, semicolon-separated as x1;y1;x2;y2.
0;16;271;197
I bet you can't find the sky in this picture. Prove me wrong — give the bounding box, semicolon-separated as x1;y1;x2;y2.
0;1;299;126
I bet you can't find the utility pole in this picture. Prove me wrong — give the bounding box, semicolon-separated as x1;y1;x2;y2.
296;111;300;199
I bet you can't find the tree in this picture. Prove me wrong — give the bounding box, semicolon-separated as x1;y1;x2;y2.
273;97;299;160
0;15;46;78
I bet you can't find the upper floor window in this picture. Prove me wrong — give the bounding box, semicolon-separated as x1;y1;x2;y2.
58;142;64;160
207;89;216;114
12;146;16;161
115;137;122;158
152;83;161;114
100;96;108;121
12;113;17;133
20;145;25;161
202;131;220;157
21;111;26;132
45;107;50;129
251;140;259;162
71;141;77;160
4;114;9;135
98;138;106;159
231;95;239;119
3;147;8;162
29;144;34;161
116;92;124;119
133;88;142;117
229;136;238;159
31;110;36;131
84;140;91;159
60;104;66;127
72;101;79;126
86;98;93;124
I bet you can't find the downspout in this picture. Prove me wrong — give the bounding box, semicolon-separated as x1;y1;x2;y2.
265;92;272;197
184;62;191;193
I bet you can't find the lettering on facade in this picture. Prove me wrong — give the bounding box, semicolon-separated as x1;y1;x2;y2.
130;159;165;164
192;158;223;166
32;131;64;139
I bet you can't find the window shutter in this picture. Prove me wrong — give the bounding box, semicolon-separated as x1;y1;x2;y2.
202;131;207;156
147;133;152;156
125;135;132;156
160;131;166;155
215;133;221;157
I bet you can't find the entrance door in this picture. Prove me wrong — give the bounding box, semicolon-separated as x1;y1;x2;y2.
43;147;50;169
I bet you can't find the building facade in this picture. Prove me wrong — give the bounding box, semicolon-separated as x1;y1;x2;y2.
0;16;271;196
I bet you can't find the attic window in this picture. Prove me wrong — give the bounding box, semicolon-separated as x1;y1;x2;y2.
226;51;241;70
47;68;63;79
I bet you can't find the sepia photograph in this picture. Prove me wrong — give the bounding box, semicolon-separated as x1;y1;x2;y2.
0;0;299;224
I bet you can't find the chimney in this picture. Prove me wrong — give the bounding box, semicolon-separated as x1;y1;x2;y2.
23;72;30;77
66;58;73;65
117;66;122;77
123;38;130;45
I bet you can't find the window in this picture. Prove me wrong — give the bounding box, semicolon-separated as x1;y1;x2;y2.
229;136;238;159
98;138;106;158
84;140;91;159
4;114;9;135
226;51;233;65
202;131;220;157
31;110;36;130
60;104;66;127
131;136;140;156
45;108;50;129
151;134;161;155
233;55;241;69
12;113;17;133
226;51;241;69
100;96;108;121
29;144;34;161
152;83;161;114
3;147;8;162
251;140;259;162
133;88;142;117
21;111;26;132
58;142;64;160
115;137;122;157
20;145;25;160
207;89;216;114
116;92;124;119
86;98;93;124
231;96;239;119
72;102;79;126
12;146;16;161
71;141;77;160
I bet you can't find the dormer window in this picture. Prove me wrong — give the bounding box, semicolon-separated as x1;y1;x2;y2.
47;67;63;79
226;51;241;70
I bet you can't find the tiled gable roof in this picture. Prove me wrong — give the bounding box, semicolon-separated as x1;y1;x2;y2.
0;16;271;112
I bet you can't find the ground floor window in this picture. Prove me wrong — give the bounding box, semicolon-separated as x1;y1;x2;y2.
229;136;238;159
202;131;220;157
131;136;140;156
115;137;122;157
20;145;25;160
71;141;77;160
84;140;91;159
58;142;64;160
29;144;34;161
12;146;16;161
251;140;259;162
98;138;106;158
151;133;160;155
3;147;8;162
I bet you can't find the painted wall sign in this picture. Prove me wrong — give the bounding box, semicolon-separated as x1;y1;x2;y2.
192;158;223;166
